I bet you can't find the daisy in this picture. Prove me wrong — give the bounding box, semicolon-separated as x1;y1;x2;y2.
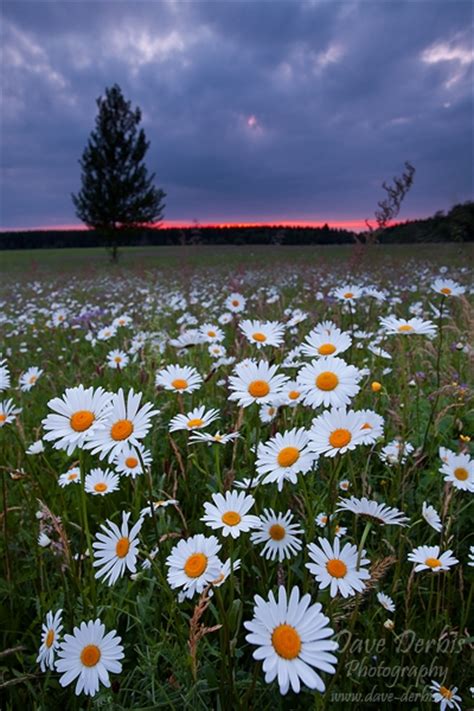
256;428;317;491
250;509;304;561
97;325;117;341
279;381;304;407
368;344;392;360
379;439;414;466
297;357;362;409
85;468;120;496
228;360;288;408
244;585;338;695
37;609;63;672
38;532;52;547
114;444;152;478
357;409;385;444
208;343;226;358
225;292;246;313
201;323;225;342
92;511;143;586
239;319;285;349
376;592;395;613
439;450;474;492
379;316;437;337
308;408;367;458
166;533;222;600
422;502;443;532
19;366;43;392
336;496;409;526
468;546;474;567
0;360;10;391
306;537;371;598
55;619;124;697
140;498;178;517
58;466;81;487
339;479;350;492
155;364;203;393
106;349;129;369
26;439;45;455
334;524;347;538
42;385;112;456
85;388;159;462
189;430;240;445
259;402;280;423
429;681;462;710
407;545;459;573
315;512;329;528
169;405;219;433
112;314;132;328
201;490;259;539
0;398;21;427
301;324;352;358
432;278;465;297
332;285;363;302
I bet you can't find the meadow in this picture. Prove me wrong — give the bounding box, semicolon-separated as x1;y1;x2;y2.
0;243;473;710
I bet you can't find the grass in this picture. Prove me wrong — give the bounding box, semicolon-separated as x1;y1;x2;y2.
0;244;473;709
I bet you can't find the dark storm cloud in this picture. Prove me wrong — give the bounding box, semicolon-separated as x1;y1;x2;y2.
1;0;472;228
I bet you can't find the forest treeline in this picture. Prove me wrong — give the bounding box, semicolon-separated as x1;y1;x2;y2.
0;201;472;250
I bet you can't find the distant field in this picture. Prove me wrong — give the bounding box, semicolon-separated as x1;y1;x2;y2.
0;242;472;275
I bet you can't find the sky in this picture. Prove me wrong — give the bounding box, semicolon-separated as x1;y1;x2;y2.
1;0;473;231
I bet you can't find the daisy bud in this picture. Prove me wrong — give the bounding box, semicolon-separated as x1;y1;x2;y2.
371;381;382;392
383;619;394;630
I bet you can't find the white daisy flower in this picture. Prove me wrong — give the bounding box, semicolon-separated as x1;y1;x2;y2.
42;385;112;456
379;439;414;465
85;388;159;462
166;533;222;600
0;361;11;392
297;357;362;409
332;286;363;302
429;680;462;710
439;450;474;492
189;430;240;445
239;319;285;349
422;502;443;532
379;316;437;337
225;292;246;313
259;402;280;423
339;479;351;492
244;585;338;695
200;323;225;342
315;512;329;528
250;509;304;561
19;366;43;392
306;537;371;598
336;496;409;526
431;278;465;297
92;511;143;586
208;343;226;358
407;545;459;573
367;344;392;359
37;609;63;672
308;408;367;458
97;325;117;341
26;439;45;455
114;444;152;478
357;409;385;444
228;360;288;408
467;545;474;567
256;428;317;491
201;490;259;539
0;398;22;427
155;364;203;393
169;405;220;433
301;323;352;358
55;619;124;697
279;381;304;407
106;349;129;369
58;467;81;487
112;314;132;328
140;498;178;517
38;532;52;547
376;592;395;613
85;468;120;496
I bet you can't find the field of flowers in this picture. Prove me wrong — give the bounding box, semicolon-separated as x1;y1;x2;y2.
1;247;473;710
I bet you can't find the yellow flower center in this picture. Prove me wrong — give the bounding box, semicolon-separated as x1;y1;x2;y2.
425;557;442;568
344;292;354;299
29;375;37;384
110;419;134;441
45;629;55;648
362;422;372;430
0;414;6;423
184;553;208;578
277;446;300;467
454;467;468;481
316;371;339;391
80;644;101;667
326;558;348;578
125;456;138;468
115;537;130;558
248;380;270;398
252;332;267;342
208;330;216;337
171;378;188;390
187;418;204;428
70;410;95;432
269;524;285;540
439;687;453;699
221;511;241;526
288;390;300;400
94;482;107;493
318;343;336;355
398;324;414;332
231;299;239;307
329;428;352;448
114;356;122;363
68;473;78;480
440;287;452;295
271;624;301;659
